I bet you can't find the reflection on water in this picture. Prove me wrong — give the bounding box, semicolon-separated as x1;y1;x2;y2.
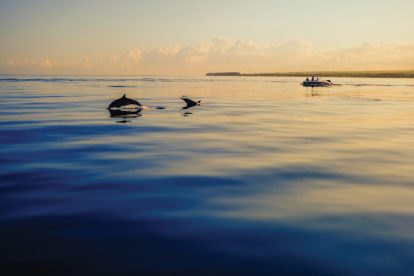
1;76;414;274
108;108;142;124
183;111;194;117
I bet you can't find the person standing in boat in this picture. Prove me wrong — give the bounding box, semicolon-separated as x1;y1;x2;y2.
306;77;309;81
311;76;314;81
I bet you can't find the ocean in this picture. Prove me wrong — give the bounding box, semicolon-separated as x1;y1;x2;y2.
1;75;414;275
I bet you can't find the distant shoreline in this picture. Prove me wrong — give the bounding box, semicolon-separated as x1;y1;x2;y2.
206;71;414;78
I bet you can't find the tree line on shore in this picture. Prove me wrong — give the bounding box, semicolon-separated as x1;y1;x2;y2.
206;70;414;78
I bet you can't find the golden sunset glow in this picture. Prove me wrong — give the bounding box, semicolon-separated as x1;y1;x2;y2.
1;0;413;75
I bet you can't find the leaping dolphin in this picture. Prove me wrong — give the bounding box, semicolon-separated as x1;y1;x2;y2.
181;96;201;109
108;94;141;109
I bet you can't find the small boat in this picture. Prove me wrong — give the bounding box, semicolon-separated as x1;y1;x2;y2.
302;80;333;87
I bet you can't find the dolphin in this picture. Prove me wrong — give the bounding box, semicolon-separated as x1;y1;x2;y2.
180;96;201;109
108;94;141;109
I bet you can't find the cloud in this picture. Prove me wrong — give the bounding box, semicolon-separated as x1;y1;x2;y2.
0;48;144;74
1;38;414;74
312;43;414;70
39;59;53;68
138;38;314;73
127;48;142;63
134;39;414;73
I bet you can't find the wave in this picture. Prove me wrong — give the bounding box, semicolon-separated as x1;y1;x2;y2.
0;77;172;83
349;83;414;87
0;76;292;84
0;77;220;83
1;77;414;87
108;85;137;88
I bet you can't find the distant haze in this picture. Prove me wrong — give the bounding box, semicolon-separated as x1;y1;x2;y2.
1;0;413;75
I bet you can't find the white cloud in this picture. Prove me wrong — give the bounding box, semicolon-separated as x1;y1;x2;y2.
39;59;53;68
1;38;414;74
125;48;142;64
314;42;414;70
138;38;315;73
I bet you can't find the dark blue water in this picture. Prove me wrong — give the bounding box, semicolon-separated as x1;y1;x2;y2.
1;75;414;275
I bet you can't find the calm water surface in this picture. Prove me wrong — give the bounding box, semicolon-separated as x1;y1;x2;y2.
1;76;414;275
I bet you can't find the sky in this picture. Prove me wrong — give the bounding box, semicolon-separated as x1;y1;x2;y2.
0;0;413;75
